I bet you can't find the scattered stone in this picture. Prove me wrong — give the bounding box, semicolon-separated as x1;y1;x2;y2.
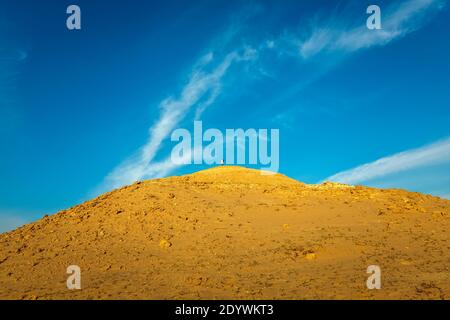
305;253;316;260
0;166;449;300
159;239;172;249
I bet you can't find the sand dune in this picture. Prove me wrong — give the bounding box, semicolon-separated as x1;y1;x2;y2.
0;166;449;299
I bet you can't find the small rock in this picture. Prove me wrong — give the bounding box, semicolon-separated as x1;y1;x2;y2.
159;239;172;249
305;253;316;260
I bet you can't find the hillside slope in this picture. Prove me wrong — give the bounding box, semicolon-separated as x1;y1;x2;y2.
0;166;449;299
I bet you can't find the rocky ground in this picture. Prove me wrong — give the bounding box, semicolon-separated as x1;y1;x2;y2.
0;166;449;299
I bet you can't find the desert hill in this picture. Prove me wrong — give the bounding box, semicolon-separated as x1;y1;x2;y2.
0;166;449;299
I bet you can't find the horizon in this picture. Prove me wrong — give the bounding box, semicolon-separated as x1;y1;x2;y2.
1;0;450;232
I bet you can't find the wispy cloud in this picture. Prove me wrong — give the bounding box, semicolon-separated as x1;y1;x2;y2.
97;0;446;192
325;137;450;185
258;0;446;113
286;0;446;59
98;48;256;192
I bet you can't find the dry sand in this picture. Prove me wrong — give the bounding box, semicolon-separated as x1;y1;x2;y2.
0;166;449;299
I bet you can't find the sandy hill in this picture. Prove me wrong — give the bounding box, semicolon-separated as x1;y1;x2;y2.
0;166;449;300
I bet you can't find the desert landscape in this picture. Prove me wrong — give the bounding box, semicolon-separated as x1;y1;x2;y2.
0;166;449;300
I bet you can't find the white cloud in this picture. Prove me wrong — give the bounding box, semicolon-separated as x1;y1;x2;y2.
98;49;256;192
297;0;445;59
325;137;450;185
258;0;445;111
299;29;333;58
96;0;446;193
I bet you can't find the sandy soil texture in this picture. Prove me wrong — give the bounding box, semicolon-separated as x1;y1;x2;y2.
0;166;449;299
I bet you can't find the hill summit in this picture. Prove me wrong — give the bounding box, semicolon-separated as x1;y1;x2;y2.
0;166;449;299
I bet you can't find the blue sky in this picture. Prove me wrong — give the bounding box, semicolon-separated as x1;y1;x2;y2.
1;0;450;232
